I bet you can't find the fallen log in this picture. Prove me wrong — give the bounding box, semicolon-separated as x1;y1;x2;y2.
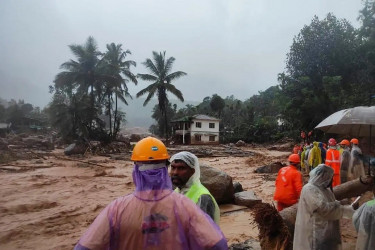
280;175;374;234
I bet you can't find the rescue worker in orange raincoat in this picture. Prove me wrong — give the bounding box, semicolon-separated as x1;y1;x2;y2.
325;138;341;187
274;154;303;211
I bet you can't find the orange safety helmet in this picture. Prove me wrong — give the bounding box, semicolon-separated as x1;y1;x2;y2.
350;138;359;145
339;139;350;146
131;137;170;161
288;154;300;164
328;138;337;146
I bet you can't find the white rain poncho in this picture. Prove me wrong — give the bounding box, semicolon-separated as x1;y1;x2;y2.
340;147;351;183
293;164;354;250
353;198;375;250
74;163;227;250
349;144;365;180
170;151;220;224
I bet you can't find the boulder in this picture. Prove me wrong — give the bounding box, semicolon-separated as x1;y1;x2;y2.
64;143;87;156
200;163;234;204
233;182;243;193
254;162;284;173
234;191;262;207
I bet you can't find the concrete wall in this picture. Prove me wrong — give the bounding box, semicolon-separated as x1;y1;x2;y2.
189;119;220;144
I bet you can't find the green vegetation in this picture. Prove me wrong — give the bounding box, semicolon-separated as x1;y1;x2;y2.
3;1;375;144
48;37;137;143
152;1;375;143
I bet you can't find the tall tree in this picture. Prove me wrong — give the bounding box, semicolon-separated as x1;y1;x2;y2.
54;36;105;135
280;14;360;132
101;43;137;138
210;94;225;118
137;51;187;140
357;0;375;103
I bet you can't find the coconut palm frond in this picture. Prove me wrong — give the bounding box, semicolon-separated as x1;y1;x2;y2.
166;71;187;81
165;83;184;102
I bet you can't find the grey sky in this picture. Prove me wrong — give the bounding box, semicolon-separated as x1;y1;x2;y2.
0;0;365;108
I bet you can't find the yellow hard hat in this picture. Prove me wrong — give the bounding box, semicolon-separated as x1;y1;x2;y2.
131;137;169;161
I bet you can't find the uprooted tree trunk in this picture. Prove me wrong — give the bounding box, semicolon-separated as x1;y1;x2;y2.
251;202;292;250
280;175;374;236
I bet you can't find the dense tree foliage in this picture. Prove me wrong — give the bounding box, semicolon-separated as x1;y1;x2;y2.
0;100;47;132
278;9;375;139
49;37;137;142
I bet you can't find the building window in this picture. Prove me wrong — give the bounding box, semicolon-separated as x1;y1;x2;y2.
209;123;215;128
195;135;202;141
209;136;215;141
196;122;201;128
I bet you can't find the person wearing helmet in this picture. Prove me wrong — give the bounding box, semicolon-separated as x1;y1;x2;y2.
339;139;351;183
74;137;228;250
170;151;220;224
293;164;355;250
273;154;303;211
349;138;365;180
325;138;341;187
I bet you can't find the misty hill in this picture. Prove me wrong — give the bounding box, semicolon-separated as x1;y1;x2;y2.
119;98;199;129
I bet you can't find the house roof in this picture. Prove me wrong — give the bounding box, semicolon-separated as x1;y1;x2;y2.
192;114;220;121
171;114;220;123
171;116;192;123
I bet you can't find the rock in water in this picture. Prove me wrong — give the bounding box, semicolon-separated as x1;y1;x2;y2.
234;191;261;207
200;163;234;204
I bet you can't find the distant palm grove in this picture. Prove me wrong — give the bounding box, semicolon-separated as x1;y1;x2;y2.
1;1;375;144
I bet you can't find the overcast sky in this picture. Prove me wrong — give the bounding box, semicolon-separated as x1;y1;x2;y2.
0;0;365;108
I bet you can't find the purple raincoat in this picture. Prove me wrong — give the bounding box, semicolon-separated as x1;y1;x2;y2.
74;164;227;250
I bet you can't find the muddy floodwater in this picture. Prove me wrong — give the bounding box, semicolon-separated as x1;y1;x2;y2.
0;145;358;249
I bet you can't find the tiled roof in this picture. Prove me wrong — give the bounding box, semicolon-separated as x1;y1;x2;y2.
193;114;220;121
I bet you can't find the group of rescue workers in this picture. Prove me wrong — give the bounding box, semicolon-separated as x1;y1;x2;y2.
274;138;375;249
72;136;375;250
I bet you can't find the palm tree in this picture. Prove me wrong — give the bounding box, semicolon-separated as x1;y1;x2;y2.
101;43;137;138
54;36;104;133
137;51;187;140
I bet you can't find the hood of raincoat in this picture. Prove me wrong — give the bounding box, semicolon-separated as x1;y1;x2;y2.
132;163;173;201
170;151;201;193
309;164;334;188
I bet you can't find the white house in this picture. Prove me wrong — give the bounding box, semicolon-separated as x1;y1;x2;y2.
171;114;220;145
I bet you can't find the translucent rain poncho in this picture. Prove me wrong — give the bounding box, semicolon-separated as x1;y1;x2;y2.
170;151;220;224
340;147;351;183
293;164;354;250
301;145;312;174
349;144;365;180
353;198;375;250
74;163;227;250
